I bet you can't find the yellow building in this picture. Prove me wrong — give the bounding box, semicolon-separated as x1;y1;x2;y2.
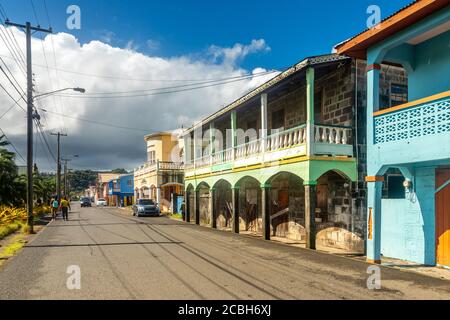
134;131;184;212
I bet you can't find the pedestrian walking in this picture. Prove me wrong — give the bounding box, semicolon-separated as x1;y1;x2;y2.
60;197;71;221
51;198;59;220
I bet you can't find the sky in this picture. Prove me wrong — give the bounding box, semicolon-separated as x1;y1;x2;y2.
0;0;412;172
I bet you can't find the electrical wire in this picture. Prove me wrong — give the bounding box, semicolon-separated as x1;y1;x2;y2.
0;126;26;163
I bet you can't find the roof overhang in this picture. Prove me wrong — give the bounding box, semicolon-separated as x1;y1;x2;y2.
336;0;449;59
182;54;350;135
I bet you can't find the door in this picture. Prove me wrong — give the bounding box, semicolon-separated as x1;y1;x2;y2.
436;168;450;267
272;190;289;237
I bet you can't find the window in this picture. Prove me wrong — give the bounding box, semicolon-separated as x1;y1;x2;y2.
390;83;408;107
127;180;132;186
272;109;285;130
147;150;156;163
382;168;405;199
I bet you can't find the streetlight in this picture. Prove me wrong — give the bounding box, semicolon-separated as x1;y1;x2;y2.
26;88;85;234
34;87;86;100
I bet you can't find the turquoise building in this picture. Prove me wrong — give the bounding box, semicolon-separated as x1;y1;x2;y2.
337;0;450;266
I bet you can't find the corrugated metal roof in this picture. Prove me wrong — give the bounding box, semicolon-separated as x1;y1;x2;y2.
183;53;350;135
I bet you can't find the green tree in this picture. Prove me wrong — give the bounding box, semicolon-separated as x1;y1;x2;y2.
0;135;23;205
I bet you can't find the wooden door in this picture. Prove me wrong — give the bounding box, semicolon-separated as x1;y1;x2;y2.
272;190;289;237
436;168;450;267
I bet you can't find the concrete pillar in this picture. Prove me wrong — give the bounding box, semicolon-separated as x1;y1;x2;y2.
367;64;381;145
210;188;217;229
209;122;215;166
183;134;192;164
306;67;315;156
366;176;383;264
231;110;237;160
156;187;161;205
304;181;317;250
194;189;200;225
231;187;239;233
261;184;271;240
260;93;268;155
185;190;191;223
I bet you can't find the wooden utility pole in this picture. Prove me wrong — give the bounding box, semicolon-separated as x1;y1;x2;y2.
5;20;52;233
51;132;67;202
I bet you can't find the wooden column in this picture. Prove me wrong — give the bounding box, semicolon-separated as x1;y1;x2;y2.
194;189;200;225
210;188;217;229
231;187;240;233
261;184;271;240
304;181;317;250
185;190;191;222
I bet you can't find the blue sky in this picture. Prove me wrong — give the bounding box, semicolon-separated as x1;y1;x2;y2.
5;0;411;70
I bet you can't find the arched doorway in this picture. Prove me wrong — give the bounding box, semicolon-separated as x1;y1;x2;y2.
267;172;304;240
235;176;261;235
315;170;363;252
197;182;211;225
213;179;232;230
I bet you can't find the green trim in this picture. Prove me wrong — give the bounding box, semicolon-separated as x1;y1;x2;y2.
303;180;317;186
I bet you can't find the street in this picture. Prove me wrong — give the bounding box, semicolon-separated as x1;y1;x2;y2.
0;203;449;300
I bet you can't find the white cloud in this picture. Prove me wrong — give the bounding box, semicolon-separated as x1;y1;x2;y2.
0;26;277;171
208;39;271;66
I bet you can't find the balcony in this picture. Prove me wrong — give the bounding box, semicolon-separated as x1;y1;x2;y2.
135;161;184;175
373;91;450;164
185;124;353;175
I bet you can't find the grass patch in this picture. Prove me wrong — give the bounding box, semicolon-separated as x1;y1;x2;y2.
0;236;26;259
0;222;22;240
170;213;183;220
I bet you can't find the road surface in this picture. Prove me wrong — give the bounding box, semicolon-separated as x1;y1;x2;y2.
0;203;449;300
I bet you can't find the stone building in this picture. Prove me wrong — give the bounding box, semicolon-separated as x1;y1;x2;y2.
181;53;406;252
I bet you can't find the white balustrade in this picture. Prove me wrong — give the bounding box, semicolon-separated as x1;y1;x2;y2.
267;126;307;152
314;125;351;145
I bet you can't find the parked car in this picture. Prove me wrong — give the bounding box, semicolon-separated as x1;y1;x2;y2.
133;199;160;217
80;197;91;207
96;198;107;206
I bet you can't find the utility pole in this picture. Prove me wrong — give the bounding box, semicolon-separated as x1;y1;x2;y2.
51;132;67;202
5;20;52;234
62;158;72;197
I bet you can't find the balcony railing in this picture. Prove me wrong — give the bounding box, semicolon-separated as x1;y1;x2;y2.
135;161;184;174
374;92;450;144
186;123;354;172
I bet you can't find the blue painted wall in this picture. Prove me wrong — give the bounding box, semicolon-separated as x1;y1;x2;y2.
380;167;436;265
407;31;450;100
120;174;134;195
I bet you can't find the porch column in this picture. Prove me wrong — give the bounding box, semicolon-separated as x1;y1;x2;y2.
261;183;271;240
210;188;217;229
366;176;383;264
194;189;200;225
183;134;192;165
231;110;237;160
304;180;317;250
193;127;202;169
260;93;268;156
185;190;191;223
209;122;215;166
366;63;381;146
306;67;315;156
231;186;239;233
156;187;161;205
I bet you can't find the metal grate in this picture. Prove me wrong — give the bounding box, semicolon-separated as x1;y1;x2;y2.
374;97;450;144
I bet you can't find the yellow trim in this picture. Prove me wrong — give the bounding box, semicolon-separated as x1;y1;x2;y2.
373;90;450;116
365;176;385;182
367;259;381;265
185;155;355;181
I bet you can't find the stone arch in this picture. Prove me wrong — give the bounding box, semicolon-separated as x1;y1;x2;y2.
197;181;211;225
233;176;262;235
266;172;305;240
213;179;233;230
315;169;364;253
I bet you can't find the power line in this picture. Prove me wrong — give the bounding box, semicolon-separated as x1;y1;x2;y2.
0;92;26;119
39;108;153;132
44;72;280;100
0;126;26;163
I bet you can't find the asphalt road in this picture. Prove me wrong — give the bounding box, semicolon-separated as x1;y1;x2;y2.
0;203;449;300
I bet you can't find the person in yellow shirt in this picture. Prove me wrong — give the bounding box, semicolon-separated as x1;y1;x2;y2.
60;197;71;221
